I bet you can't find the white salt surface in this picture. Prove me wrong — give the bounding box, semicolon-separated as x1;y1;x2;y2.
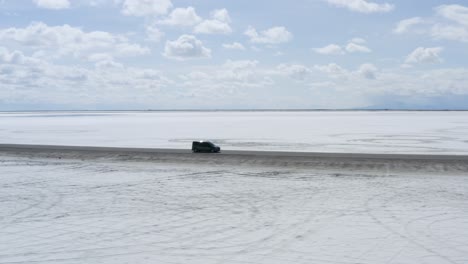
1;111;468;153
0;154;467;264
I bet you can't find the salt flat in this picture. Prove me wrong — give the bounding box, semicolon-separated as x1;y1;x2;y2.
1;111;467;264
1;111;468;154
1;152;467;264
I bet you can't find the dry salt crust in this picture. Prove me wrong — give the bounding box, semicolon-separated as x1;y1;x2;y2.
1;153;467;264
1;111;468;154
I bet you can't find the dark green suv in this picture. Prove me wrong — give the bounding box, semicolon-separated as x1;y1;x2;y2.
192;141;221;153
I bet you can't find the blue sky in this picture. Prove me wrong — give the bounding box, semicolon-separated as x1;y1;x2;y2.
0;0;468;110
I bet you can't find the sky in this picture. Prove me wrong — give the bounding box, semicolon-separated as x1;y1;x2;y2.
0;0;468;110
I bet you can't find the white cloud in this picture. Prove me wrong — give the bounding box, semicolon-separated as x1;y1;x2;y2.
121;0;172;16
115;43;150;57
395;5;468;43
405;47;444;64
349;37;366;44
436;5;468;27
194;9;232;34
223;60;258;69
357;63;378;79
345;42;371;53
313;44;344;55
277;64;312;81
163;34;211;60
245;26;292;44
325;0;394;13
219;60;260;83
432;5;468;42
0;50;174;108
315;39;371;55
179;60;274;98
431;24;468;43
308;63;468;104
222;42;245;50
146;24;164;43
307;66;468;107
2;46;468;109
158;7;201;27
421;68;468;95
393;17;425;34
33;0;70;9
194;20;232;35
94;58;124;69
211;9;231;23
314;63;349;77
86;53;114;62
431;24;468;42
0;47;25;64
0;22;150;59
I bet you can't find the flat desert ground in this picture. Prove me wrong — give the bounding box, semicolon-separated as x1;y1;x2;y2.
1;111;468;264
1;111;468;154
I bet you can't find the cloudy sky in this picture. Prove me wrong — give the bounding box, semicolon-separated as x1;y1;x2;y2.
1;0;468;110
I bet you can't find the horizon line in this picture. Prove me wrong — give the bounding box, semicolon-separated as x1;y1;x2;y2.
1;109;468;112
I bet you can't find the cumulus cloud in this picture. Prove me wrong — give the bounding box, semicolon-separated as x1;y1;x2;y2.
307;63;468;105
313;44;344;55
94;58;124;70
3;45;468;109
178;60;274;98
245;26;292;44
219;60;261;83
222;42;245;50
0;47;26;64
431;24;468;42
121;0;172;16
222;60;257;69
393;17;425;34
405;47;444;64
0;22;150;59
358;63;378;79
314;63;349;77
432;5;468;42
345;42;371;53
158;7;202;27
325;0;394;13
436;4;468;27
86;53;114;62
146;24;164;43
395;5;468;43
277;64;312;81
33;0;70;9
210;8;231;23
0;49;174;109
315;39;371;55
194;9;232;34
163;34;211;60
115;43;150;57
194;20;231;35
